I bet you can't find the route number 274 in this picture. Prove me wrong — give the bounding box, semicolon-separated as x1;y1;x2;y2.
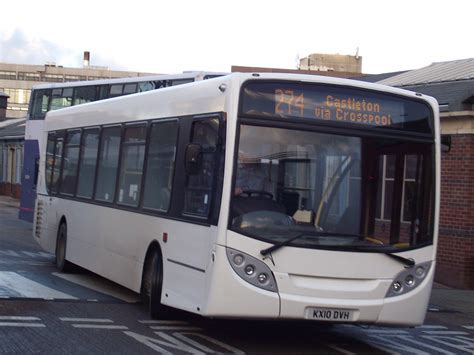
275;89;305;116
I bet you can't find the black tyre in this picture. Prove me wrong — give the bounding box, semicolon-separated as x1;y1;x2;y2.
142;249;167;318
55;222;73;272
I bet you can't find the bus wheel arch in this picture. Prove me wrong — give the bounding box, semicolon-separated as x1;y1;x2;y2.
141;241;167;318
55;217;73;272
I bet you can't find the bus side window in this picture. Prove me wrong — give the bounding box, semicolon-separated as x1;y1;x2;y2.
59;129;81;196
117;124;147;207
142;121;179;212
50;137;64;194
95;126;121;203
31;89;51;119
76;128;100;199
183;118;220;218
45;133;56;192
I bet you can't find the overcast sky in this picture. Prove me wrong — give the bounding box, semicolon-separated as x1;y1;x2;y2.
0;0;473;75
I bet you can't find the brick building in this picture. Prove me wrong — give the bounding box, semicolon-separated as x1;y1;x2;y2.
376;59;474;289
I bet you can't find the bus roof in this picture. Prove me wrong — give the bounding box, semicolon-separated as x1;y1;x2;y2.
30;71;228;91
44;72;438;131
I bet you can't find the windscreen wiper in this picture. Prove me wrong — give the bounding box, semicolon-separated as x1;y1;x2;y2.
261;235;416;268
260;231;362;256
350;245;415;267
384;253;415;267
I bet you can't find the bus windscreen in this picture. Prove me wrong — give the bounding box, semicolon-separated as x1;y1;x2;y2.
240;81;433;134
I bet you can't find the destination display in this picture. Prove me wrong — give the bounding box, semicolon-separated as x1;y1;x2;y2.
241;82;433;134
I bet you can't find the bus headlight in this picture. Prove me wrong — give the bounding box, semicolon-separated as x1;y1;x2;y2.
226;248;278;293
385;261;432;298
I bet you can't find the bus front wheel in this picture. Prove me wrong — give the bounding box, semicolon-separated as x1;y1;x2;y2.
55;222;73;272
142;249;167;318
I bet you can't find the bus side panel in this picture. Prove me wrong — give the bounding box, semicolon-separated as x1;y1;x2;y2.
46;198;218;314
19;139;39;222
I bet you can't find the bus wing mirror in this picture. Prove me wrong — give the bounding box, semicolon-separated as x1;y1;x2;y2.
441;135;451;153
185;143;202;175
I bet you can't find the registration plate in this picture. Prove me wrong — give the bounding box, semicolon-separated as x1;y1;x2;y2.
305;307;354;321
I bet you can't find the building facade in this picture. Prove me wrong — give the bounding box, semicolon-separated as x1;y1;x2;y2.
299;53;362;74
0;59;156;118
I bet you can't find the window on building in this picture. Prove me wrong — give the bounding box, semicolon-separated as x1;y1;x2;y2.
142;121;179;212
18;72;41;81
64;75;81;82
42;74;63;83
95;126;121;203
0;71;16;80
76;128;99;198
117;124;147;207
2;88;31;104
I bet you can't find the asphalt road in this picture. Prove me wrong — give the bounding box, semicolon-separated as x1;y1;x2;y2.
0;199;473;354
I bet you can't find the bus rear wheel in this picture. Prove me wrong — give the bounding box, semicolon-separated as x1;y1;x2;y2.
56;222;73;272
142;249;167;318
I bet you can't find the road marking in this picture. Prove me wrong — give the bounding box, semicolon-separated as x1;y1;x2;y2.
52;272;140;303
0;322;46;328
21;251;53;259
395;335;456;355
0;316;40;321
326;344;356;355
418;325;448;329
150;326;203;331
0;250;20;257
421;330;469;335
0;271;77;299
139;320;189;325
72;324;129;330
60;318;113;323
362;329;409;334
462;325;474;330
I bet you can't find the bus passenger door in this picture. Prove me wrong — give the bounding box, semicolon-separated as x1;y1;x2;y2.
162;114;224;312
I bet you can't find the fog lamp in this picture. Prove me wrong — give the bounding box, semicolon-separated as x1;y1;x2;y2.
233;254;244;266
415;266;425;278
245;265;255;276
257;273;268;284
392;281;403;292
405;275;415;287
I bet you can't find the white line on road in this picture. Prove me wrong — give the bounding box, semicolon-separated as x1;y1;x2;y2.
0;271;77;299
362;329;409;335
71;324;129;330
0;316;40;321
60;318;113;323
139;320;189;325
417;325;448;329
462;325;474;330
326;344;356;355
52;272;140;303
421;330;469;335
150;326;203;331
0;322;46;327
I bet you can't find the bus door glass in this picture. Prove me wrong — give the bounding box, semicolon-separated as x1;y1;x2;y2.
183;117;221;219
369;143;433;247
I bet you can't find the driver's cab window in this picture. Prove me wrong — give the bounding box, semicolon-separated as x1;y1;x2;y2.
183;118;220;218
